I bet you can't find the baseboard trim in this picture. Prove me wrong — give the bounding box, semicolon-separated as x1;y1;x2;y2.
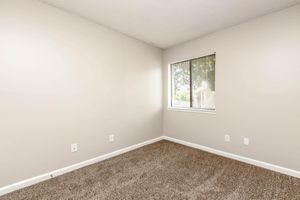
2;135;299;196
162;136;300;179
0;136;164;196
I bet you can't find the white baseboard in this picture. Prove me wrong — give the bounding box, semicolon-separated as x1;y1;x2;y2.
2;135;299;196
0;136;164;196
162;136;300;179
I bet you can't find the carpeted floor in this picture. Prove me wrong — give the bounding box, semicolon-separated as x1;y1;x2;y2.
1;140;300;200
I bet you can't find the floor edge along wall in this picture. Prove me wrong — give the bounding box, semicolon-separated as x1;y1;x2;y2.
1;136;299;196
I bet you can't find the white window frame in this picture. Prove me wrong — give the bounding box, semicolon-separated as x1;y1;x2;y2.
168;53;216;114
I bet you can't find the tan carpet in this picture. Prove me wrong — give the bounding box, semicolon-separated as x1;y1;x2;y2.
1;140;300;200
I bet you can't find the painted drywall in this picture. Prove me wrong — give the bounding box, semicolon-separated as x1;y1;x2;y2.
163;5;300;171
0;0;162;187
42;0;300;48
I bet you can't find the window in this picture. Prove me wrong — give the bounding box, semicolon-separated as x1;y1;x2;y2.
170;54;216;111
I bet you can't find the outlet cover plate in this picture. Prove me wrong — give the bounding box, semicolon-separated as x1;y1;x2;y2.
71;143;78;153
109;134;114;142
244;138;250;145
225;134;230;142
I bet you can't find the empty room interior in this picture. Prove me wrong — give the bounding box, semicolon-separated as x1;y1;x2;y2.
1;0;300;199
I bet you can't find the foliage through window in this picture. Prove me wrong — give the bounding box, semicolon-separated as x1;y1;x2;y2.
171;54;215;111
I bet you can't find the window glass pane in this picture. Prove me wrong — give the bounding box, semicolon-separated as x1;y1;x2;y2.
191;55;215;110
171;61;190;108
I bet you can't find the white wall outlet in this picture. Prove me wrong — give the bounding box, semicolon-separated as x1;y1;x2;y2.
109;134;114;142
225;134;230;142
71;143;78;153
244;137;250;145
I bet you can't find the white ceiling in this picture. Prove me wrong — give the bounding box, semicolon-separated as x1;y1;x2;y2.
41;0;300;49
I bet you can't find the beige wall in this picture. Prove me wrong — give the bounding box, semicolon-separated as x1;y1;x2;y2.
0;0;162;187
163;5;300;171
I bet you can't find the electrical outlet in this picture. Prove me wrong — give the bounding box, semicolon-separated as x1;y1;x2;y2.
244;138;250;145
109;134;114;142
71;143;78;153
224;134;230;142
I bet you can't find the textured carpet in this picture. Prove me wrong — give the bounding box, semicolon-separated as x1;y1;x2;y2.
1;140;300;200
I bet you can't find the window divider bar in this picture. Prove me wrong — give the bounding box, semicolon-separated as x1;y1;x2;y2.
189;61;193;108
170;65;173;107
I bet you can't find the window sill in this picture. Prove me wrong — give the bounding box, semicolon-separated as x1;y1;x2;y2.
167;107;216;114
